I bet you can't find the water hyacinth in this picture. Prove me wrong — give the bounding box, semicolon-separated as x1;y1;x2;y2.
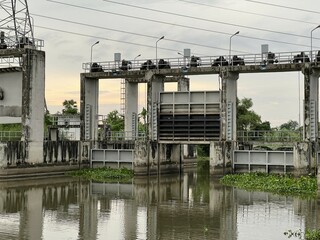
69;167;134;182
220;172;317;198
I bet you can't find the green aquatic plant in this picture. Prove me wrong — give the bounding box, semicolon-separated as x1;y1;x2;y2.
220;172;317;198
69;167;134;182
284;229;320;240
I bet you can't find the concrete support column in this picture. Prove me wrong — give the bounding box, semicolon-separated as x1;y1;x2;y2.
147;73;164;141
301;68;320;174
303;68;320;141
80;74;99;144
220;71;239;141
124;81;138;140
22;49;45;163
158;144;181;174
178;77;190;163
210;141;232;175
177;77;189;91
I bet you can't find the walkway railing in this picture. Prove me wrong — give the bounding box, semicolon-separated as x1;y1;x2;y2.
237;130;302;142
82;50;319;73
104;131;146;141
0;131;22;141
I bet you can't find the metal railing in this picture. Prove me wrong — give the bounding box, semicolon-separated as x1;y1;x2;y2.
0;131;22;141
237;130;302;142
104;131;146;141
82;50;319;73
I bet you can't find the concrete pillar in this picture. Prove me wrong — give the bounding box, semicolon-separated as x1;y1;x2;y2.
147;74;164;141
80;75;99;144
177;77;189;91
210;141;232;175
177;77;191;163
124;81;138;140
0;144;6;167
301;67;320;174
220;71;239;141
303;68;320;141
22;49;45;163
158;144;181;174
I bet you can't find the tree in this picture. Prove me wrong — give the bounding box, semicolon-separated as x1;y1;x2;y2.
279;120;299;131
106;110;124;131
62;99;78;115
237;98;259;130
237;97;271;131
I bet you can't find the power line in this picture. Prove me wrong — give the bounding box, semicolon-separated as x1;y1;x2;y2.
34;25;209;56
102;0;317;40
179;0;319;25
45;0;316;48
32;13;249;53
245;0;320;14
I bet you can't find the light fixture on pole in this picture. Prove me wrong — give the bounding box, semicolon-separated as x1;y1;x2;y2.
134;54;141;61
90;41;100;69
156;36;164;68
134;54;141;69
229;31;239;65
311;25;320;62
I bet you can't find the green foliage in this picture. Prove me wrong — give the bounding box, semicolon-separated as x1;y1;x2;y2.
280;120;299;131
220;173;317;198
0;124;21;131
284;229;320;240
62;99;78;115
69;167;134;182
237;97;270;131
106;110;124;131
197;145;210;158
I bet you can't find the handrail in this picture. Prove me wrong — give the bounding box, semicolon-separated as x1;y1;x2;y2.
0;131;22;141
237;130;302;142
82;50;319;72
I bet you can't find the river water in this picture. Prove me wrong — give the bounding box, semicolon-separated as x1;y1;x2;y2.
0;165;319;240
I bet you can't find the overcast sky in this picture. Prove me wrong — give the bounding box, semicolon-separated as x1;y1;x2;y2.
26;0;320;127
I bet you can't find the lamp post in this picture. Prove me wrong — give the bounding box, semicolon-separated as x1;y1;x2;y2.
90;41;99;69
156;36;164;68
311;25;320;61
134;54;141;69
229;31;239;65
134;54;141;61
178;52;185;68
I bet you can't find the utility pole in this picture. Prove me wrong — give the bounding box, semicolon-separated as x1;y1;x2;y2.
0;0;36;50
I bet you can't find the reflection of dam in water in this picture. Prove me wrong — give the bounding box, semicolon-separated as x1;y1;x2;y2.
0;172;319;239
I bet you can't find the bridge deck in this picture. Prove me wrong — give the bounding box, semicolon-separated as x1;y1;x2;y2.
81;50;320;81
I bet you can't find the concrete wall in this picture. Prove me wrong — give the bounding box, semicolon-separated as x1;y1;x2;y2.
22;50;45;163
0;71;22;123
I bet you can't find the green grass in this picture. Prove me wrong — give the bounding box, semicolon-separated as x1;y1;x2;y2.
220;172;317;198
68;167;134;182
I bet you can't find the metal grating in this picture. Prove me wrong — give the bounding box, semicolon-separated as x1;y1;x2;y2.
159;91;221;142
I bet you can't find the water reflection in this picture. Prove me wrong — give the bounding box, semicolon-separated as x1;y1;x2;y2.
0;167;319;240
